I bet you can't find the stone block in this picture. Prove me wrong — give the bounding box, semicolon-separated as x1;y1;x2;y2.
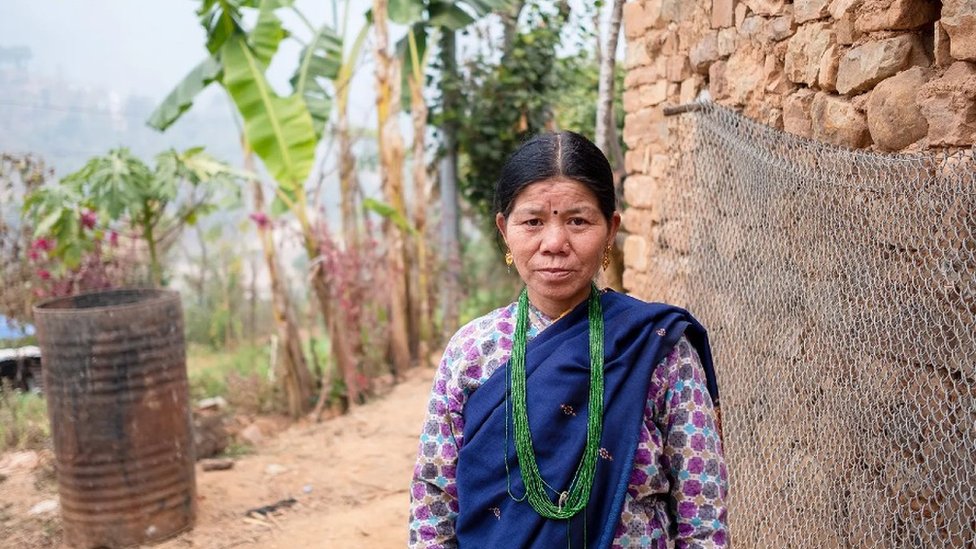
623;234;650;272
810;92;872;147
764;53;794;94
834;13;861;45
727;45;768;105
640;80;670;106
942;0;976;61
785;22;836;86
835;34;927;94
743;0;787;15
689;31;720;73
623;175;660;209
666;54;693;81
818;44;843;91
708;60;731;101
740;15;766;37
623;88;642;113
623;1;648;39
734;2;749;27
712;0;735;28
718;27;739;56
661;0;696;22
855;0;940;32
625;63;664;89
680;75;705;102
794;0;830;22
623;107;666;148
917;61;976;146
934;21;953;67
866;66;931;150
768;13;797;40
625;36;653;69
784;88;817;137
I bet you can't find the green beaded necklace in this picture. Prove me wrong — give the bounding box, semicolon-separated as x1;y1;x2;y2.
506;283;604;520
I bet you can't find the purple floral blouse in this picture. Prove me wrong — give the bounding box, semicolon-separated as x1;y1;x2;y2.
409;300;728;548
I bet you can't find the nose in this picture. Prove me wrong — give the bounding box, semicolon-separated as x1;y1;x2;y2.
539;224;569;255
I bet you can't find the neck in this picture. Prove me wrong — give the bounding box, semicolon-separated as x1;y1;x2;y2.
527;285;594;319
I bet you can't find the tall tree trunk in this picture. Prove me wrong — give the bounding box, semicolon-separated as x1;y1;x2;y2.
373;0;412;378
408;37;432;365
338;91;359;249
250;177;315;418
596;0;626;291
438;30;462;338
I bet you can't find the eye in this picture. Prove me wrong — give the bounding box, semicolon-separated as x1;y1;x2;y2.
568;217;590;226
524;218;543;227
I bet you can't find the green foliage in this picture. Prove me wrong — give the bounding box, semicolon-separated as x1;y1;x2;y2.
291;23;343;137
23;148;242;284
146;57;223;131
0;388;50;452
187;343;280;413
455;3;567;220
551;53;626;149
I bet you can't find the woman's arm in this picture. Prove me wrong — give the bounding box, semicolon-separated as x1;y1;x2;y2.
659;336;729;549
408;351;464;549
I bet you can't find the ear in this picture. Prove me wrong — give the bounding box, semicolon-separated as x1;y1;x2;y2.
495;212;509;247
607;211;621;246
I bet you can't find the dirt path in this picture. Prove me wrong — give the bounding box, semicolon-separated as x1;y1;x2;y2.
0;367;434;549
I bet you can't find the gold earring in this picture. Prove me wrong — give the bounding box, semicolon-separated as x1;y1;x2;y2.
505;250;514;267
602;244;612;271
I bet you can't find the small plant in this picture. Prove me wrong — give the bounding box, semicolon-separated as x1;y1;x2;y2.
0;383;50;452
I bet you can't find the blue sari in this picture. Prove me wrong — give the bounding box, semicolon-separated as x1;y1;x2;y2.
455;290;718;548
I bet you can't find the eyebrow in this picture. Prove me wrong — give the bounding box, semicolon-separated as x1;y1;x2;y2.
512;205;599;216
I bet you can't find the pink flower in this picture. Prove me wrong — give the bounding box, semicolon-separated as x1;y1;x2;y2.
28;249;40;261
37;269;51;280
80;210;97;230
109;231;119;247
249;212;270;229
31;238;52;251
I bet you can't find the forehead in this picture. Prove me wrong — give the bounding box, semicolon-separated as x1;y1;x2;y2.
510;177;600;210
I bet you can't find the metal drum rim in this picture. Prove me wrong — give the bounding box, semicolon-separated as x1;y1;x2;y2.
32;288;179;316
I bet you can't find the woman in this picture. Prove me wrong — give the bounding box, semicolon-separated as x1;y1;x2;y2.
409;132;727;548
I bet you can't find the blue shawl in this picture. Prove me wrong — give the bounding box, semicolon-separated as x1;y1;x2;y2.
456;290;718;548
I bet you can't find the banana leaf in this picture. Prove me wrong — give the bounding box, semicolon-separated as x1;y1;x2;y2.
146;57;222;131
291;24;342;137
221;34;317;192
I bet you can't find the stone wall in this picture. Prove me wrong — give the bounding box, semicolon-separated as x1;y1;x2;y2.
620;0;976;298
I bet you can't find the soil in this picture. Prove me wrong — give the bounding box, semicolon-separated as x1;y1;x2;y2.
0;367;435;549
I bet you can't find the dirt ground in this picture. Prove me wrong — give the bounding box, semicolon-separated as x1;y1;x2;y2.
0;367;435;549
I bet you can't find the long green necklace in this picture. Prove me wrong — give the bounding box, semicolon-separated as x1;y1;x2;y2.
506;283;605;520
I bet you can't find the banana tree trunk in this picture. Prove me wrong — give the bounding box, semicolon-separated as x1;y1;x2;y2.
409;66;432;365
596;0;626;291
372;0;412;378
338;96;359;249
250;177;314;418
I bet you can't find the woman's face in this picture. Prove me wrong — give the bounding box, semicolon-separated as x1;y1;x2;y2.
496;177;620;318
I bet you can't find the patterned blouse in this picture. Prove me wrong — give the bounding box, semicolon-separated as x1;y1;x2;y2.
409;300;728;548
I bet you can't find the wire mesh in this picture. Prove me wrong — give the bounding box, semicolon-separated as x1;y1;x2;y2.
652;101;976;548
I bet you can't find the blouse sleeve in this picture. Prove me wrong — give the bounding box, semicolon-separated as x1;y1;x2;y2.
408;342;465;549
657;336;729;549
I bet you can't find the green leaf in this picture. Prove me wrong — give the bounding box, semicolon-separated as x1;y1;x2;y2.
34;209;61;237
221;34;317;191
363;198;417;236
270;193;290;216
147;57;222;131
397;24;427;111
388;0;424;25
429;2;475;30
250;0;288;66
198;0;246;53
290;23;342;137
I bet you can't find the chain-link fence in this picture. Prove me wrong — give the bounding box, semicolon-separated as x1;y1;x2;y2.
653;101;976;547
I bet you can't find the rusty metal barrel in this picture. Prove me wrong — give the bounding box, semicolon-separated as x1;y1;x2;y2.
34;289;196;548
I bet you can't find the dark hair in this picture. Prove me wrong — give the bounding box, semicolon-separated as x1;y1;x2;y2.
493;131;616;221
